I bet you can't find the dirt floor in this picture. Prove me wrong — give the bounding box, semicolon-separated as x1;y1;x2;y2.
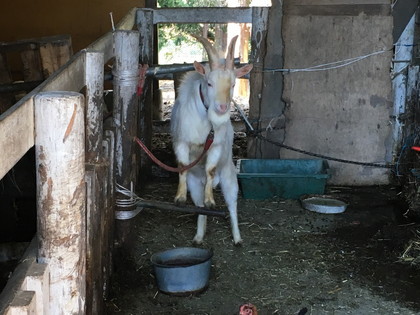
105;81;420;314
105;178;420;315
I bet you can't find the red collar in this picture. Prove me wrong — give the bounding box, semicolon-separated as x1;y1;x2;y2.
199;84;208;111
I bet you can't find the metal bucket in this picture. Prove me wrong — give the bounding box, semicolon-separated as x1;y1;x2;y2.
150;247;213;295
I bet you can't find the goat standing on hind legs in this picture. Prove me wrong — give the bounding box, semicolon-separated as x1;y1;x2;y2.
170;35;253;245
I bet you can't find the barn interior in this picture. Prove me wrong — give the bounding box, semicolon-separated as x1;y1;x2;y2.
0;1;420;314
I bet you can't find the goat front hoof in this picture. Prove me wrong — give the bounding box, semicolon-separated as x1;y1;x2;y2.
233;238;243;246
193;235;204;244
174;196;187;206
204;199;216;209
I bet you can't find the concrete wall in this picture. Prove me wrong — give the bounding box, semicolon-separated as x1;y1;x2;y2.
281;1;394;185
0;0;144;53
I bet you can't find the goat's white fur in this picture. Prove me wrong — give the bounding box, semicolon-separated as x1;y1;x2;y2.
170;35;253;244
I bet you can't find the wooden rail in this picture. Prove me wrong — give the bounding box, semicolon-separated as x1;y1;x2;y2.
0;8;137;314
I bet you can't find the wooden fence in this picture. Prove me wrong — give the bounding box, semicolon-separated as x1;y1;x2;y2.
0;6;268;314
0;8;137;314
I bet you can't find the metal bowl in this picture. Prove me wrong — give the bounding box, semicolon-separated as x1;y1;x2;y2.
150;247;213;295
300;194;348;214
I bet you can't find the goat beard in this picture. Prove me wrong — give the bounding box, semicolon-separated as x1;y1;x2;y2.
208;108;230;126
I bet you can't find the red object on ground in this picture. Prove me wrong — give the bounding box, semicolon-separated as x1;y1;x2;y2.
239;303;258;315
412;146;420;152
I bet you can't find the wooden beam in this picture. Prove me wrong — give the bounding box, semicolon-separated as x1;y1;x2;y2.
39;50;85;92
23;263;49;315
284;3;391;16
0;98;34;180
0;35;71;53
289;0;389;4
5;291;36;315
0;239;37;314
150;7;253;24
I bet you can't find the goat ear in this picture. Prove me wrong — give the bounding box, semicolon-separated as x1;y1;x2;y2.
194;61;206;75
234;64;253;78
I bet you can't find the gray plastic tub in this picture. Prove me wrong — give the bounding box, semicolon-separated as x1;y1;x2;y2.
150;247;213;295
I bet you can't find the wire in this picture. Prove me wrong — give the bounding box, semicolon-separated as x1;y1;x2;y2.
254;133;393;169
262;49;391;74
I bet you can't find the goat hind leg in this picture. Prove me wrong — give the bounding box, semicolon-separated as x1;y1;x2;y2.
220;170;242;245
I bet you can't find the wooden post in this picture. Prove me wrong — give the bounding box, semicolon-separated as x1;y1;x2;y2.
248;7;269;158
85;51;109;315
248;5;284;158
34;91;86;315
85;51;104;163
85;165;102;315
112;30;140;245
137;9;154;183
103;129;115;289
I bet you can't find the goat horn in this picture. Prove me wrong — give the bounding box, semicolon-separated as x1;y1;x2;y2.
193;34;220;70
225;35;238;70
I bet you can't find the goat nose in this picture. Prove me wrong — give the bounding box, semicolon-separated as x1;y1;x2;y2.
219;103;228;113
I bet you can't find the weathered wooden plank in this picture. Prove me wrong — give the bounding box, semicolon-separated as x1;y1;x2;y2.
0;51;86;182
85;52;104;163
284;3;391;16
102;129;115;294
39;37;73;78
0;81;42;94
151;7;253;24
20;48;43;81
0;239;37;314
0;35;70;53
85;165;104;315
290;0;389;4
0;52;14;114
23;263;50;315
5;291;36;315
35;91;86;314
39;50;85;92
0;98;34;180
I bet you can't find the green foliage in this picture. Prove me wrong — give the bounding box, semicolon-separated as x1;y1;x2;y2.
157;0;227;51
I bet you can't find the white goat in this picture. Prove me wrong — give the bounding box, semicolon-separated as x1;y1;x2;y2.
170;35;253;245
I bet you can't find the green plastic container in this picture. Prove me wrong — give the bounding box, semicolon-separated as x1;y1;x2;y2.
237;159;330;200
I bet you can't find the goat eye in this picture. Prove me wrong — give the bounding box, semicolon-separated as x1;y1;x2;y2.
207;83;212;87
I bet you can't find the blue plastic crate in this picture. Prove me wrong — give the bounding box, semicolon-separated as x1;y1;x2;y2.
237;159;330;200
